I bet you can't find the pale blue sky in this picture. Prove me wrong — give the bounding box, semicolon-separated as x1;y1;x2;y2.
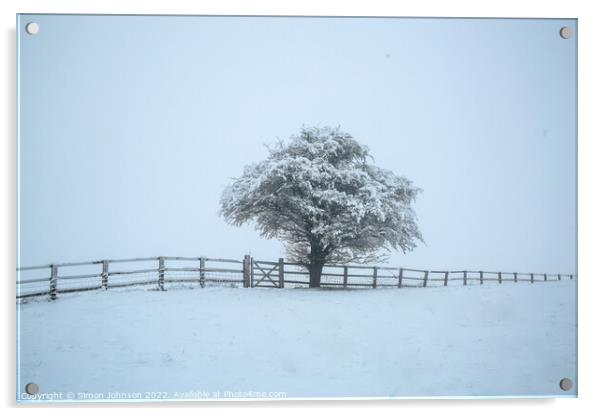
17;15;577;273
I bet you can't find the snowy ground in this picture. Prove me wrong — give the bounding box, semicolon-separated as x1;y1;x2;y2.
17;281;576;401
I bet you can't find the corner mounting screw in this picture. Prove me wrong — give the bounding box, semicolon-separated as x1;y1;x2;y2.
559;378;573;391
25;382;39;395
559;26;572;39
25;22;39;35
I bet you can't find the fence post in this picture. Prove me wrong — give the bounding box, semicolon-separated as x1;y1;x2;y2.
514;272;518;283
570;274;573;280
423;271;429;288
199;257;206;288
101;260;109;290
278;258;284;288
498;272;502;284
444;271;448;286
49;264;58;300
558;273;561;281
250;257;254;287
463;271;467;286
372;267;378;289
530;273;534;283
158;256;165;291
479;271;483;285
398;268;404;288
544;273;547;282
243;255;250;288
343;266;348;289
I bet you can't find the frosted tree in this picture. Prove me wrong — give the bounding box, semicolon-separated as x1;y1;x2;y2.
220;126;423;287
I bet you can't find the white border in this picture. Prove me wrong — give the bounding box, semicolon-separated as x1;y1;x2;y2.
2;1;601;415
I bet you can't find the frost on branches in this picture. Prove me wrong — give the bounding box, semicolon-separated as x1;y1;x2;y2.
220;126;423;287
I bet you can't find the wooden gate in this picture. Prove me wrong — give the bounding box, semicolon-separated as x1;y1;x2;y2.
251;259;284;288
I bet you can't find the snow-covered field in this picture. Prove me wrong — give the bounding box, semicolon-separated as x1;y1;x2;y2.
17;281;577;401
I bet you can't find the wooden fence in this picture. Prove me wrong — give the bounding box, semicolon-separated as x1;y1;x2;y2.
16;255;576;300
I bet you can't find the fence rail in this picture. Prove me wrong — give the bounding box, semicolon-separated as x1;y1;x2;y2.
16;255;576;300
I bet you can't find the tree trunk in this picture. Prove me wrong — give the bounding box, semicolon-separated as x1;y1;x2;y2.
307;240;327;288
309;261;325;288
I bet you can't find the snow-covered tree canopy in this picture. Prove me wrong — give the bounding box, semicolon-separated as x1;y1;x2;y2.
220;126;423;286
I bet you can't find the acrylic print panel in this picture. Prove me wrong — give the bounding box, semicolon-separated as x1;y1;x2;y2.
16;14;577;401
